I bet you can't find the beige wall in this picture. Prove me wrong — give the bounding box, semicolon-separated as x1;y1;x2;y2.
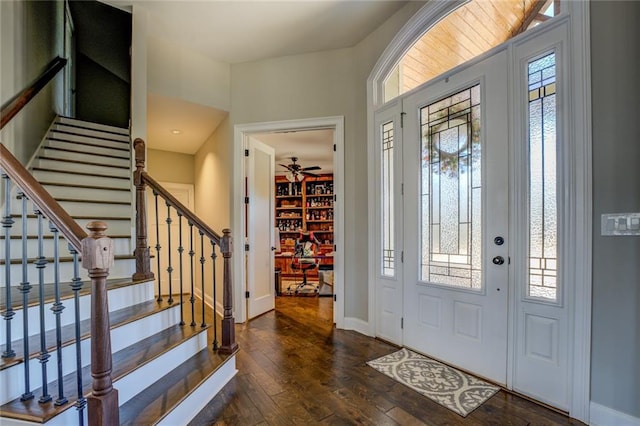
194;118;232;306
194;1;425;321
147;148;195;185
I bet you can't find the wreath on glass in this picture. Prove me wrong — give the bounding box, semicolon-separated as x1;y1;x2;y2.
422;113;481;177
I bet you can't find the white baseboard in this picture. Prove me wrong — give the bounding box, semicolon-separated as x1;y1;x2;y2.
343;317;373;336
590;401;640;426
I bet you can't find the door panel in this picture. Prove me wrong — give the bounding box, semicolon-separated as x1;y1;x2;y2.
247;139;276;319
374;100;403;344
403;50;509;384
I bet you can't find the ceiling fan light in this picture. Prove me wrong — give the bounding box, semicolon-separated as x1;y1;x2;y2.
286;171;297;183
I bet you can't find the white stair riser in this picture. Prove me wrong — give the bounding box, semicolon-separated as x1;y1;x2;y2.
31;169;130;189
48;131;128;150
3;217;131;238
52;124;129;143
10;199;131;217
2;236;130;259
115;331;208;404
35;158;129;178
57;201;131;218
45;139;129;159
0;304;179;405
2;257;135;289
40;149;129;168
44;185;131;203
158;356;237;426
0;280;154;344
56;117;129;136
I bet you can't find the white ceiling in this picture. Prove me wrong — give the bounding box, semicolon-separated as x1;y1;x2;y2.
104;0;408;158
104;1;407;64
252;129;335;174
147;93;227;154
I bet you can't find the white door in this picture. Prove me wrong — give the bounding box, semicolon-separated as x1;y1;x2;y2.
246;138;276;318
402;50;510;384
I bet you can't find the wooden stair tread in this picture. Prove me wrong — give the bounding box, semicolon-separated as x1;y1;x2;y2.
50;129;130;145
43;197;130;205
37;156;130;170
46;136;130;152
119;347;235;426
56;116;130;135
37;181;131;191
10;213;131;220
0;294;179;371
0;322;216;423
42;145;130;161
32;167;130;180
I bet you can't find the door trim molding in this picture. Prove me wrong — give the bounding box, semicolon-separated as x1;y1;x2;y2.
367;2;592;421
233;116;345;328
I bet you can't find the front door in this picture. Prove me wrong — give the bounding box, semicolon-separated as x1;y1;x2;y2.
246;138;276;319
402;49;509;384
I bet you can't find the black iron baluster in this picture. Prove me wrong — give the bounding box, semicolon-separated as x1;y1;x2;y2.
177;213;184;326
188;222;195;326
154;190;162;302
49;222;67;406
210;240;218;350
18;192;34;401
166;203;173;305
69;244;86;425
199;231;206;328
34;209;51;403
1;174;16;358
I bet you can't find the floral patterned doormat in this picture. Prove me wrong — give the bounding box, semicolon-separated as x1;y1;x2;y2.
367;347;500;417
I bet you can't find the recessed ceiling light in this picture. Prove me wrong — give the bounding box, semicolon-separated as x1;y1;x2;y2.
171;129;182;135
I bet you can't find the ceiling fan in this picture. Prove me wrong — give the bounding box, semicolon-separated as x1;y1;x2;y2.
279;157;321;182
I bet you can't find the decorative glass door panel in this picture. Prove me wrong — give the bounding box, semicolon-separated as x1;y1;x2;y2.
403;50;509;384
420;85;482;289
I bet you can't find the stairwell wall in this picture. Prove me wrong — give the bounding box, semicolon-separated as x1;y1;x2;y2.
0;0;61;164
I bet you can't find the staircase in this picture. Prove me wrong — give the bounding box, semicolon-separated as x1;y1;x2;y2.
0;117;237;425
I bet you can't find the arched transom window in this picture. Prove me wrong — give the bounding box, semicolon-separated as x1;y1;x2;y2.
383;0;560;102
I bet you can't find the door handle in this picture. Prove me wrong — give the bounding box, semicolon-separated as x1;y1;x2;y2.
492;256;505;265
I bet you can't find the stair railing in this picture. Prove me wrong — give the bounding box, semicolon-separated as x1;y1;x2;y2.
132;138;237;354
0;56;67;130
1;55;119;425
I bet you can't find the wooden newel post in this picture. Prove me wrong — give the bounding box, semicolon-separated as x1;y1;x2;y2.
82;221;119;426
219;228;238;355
132;138;154;281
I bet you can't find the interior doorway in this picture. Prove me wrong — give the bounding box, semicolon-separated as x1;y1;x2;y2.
233;117;345;327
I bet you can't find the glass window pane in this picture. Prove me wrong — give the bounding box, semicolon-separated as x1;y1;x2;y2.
527;52;558;301
383;0;561;102
382;121;395;276
420;85;481;289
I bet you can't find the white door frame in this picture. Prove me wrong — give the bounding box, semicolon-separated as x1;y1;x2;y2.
233;116;345;327
367;2;592;422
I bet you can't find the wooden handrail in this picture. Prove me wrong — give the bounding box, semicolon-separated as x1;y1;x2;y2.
0;57;67;130
0;144;87;249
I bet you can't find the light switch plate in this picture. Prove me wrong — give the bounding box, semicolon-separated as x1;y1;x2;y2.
601;213;640;236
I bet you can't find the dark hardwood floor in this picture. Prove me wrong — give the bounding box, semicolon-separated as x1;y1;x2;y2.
191;297;581;425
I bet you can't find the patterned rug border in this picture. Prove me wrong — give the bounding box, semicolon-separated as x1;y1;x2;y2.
367;347;499;417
